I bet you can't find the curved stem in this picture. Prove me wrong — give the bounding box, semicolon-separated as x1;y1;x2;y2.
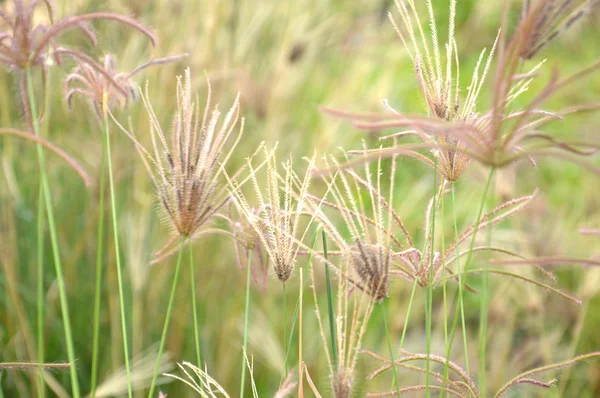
25;68;81;398
104;110;133;398
148;238;186;398
240;249;253;398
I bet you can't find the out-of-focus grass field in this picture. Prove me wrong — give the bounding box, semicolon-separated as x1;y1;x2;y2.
1;0;600;396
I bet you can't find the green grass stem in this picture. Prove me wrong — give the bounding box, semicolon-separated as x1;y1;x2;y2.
26;68;81;398
148;237;186;398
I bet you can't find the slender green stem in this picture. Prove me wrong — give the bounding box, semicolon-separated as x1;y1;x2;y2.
189;245;202;367
283;282;288;375
148;238;186;398
25;68;80;398
479;172;496;394
445;170;494;396
443;183;470;397
425;169;438;398
240;249;253;398
322;229;338;370
36;185;45;398
90;119;107;398
280;229;319;386
398;279;418;354
440;189;448;397
382;300;400;397
104;112;133;398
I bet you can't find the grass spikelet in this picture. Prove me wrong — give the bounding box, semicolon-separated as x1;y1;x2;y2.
227;146;317;283
125;67;245;242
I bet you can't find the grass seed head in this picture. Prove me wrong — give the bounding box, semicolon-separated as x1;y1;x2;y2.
228;147;316;283
349;240;389;301
519;0;599;60
136;67;244;238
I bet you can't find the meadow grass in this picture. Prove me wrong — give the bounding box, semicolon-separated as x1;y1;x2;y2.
1;0;600;397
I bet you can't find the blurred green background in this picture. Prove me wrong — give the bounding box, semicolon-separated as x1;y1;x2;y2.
1;0;599;396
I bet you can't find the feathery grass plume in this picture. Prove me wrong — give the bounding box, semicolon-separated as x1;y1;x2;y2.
164;358;296;397
393;187;581;302
322;0;499;182
64;54;186;120
0;0;156;70
309;227;379;398
0;0;156;130
519;0;600;60
219;203;270;290
227;145;317;283
324;0;600;178
489;227;600;269
310;144;404;301
122;67;245;250
363;349;600;397
91;348;173;398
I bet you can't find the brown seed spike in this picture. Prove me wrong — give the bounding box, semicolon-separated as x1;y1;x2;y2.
349;240;389;302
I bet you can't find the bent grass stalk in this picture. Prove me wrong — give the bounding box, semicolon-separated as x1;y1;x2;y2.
148;237;186;398
104;100;133;398
25;68;81;398
240;249;253;398
190;246;202;367
90;116;107;398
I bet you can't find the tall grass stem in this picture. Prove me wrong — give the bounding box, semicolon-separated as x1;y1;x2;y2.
382;300;400;397
26;68;81;398
104;107;133;398
322;229;338;370
147;237;186;398
425;167;438;397
240;249;253;398
90;117;107;398
189;245;202;367
36;185;45;398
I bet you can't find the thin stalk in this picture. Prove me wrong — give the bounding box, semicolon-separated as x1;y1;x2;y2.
445;170;494;396
283;282;288;375
442;183;470;397
36;185;45;398
382;300;400;398
298;257;304;397
104;106;133;398
479;172;496;394
440;184;448;397
425;168;438;398
147;238;186;398
280;228;319;387
398;279;419;353
90;117;107;398
189;245;202;367
240;249;253;398
25;68;81;398
322;229;338;370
